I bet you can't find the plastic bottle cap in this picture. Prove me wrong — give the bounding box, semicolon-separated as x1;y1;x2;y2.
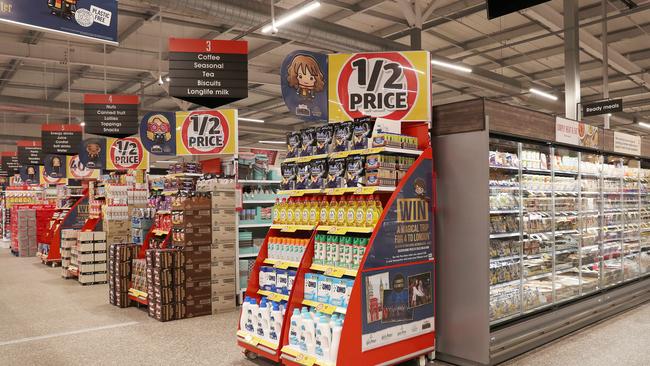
320;317;328;323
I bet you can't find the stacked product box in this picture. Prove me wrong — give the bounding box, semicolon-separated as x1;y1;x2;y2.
146;248;186;322
16;208;37;257
103;219;130;245
171;194;214;318
60;229;78;278
211;186;237;313
76;232;108;285
108;243;138;308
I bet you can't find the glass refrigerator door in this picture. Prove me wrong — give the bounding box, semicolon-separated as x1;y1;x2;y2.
552;147;581;303
489;138;523;323
640;164;650;275
579;152;602;295
601;156;625;287
520;142;554;313
622;160;641;281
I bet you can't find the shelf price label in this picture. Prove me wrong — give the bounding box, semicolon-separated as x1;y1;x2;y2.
275;261;291;270
323;267;345;278
315;302;337;315
267;292;285;302
295;353;317;366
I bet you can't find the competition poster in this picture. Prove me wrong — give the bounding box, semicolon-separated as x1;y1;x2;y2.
175;109;238;155
328;51;431;122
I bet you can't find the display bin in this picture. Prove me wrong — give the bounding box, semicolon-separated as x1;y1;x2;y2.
237;137;435;366
433;98;650;366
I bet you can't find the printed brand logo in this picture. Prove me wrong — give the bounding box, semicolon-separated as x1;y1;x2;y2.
337;53;418;120
181;111;230;154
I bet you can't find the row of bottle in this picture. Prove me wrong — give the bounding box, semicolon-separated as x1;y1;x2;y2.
305;273;353;308
314;234;368;269
240;296;286;345
259;266;298;295
288;307;343;363
267;237;309;263
272;195;383;228
104;205;130;221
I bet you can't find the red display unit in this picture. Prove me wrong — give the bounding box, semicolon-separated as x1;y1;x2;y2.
44;189;89;265
237;141;436;366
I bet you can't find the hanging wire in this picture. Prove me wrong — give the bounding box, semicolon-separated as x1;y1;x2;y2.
67;41;71;124
104;43;107;94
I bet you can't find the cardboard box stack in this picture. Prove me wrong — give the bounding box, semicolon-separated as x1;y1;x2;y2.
211;185;237;314
171;194;213;318
104;184;131;245
76;232;108;285
108;243;138;308
60;229;78;278
146;248;186;322
128;259;148;302
16;208;37;257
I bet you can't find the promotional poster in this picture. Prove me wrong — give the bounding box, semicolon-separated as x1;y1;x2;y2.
19;165;40;185
67;155;100;180
0;0;118;43
363;156;434;269
39;166;67;185
78;137;107;170
43;154;66;179
140;111;176;155
328;51;431;122
281;50;328;121
361;261;435;351
176;109;237;155
105;137;148;170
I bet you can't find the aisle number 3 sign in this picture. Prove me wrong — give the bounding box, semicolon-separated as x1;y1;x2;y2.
328;51;431;122
176;109;238;155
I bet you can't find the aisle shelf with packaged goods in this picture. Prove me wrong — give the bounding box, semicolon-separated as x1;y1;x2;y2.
279;186;396;197
283;146;422;163
239;222;273;228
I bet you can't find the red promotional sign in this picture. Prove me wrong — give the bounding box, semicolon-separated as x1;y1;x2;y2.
179;110;232;155
107;137;146;170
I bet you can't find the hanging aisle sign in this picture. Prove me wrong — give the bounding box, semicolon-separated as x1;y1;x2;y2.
281;50;328;121
41;124;83;155
67;155;100;179
140;112;176;155
328;51;431;122
168;38;248;108
0;0;118;43
176;109;238;155
17;140;43;165
582;98;623;117
106;137;148;170
83;94;139;137
1;152;20;175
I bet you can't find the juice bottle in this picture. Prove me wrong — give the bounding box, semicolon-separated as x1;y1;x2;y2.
273;199;281;224
355;196;366;227
286;198;295;225
302;197;310;225
309;198;318;226
328;197;338;226
318;197;328;225
336;197;347;227
345;196;356;227
279;198;288;224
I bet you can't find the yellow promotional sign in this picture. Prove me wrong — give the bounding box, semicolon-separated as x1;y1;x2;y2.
39;166;68;184
175;109;238;155
66;155;100;179
105;137;149;170
328;51;431;122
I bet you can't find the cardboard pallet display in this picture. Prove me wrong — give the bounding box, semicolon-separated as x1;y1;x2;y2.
210;186;237;314
108;243;138;308
60;229;78;278
16;209;37;257
75;232;108;285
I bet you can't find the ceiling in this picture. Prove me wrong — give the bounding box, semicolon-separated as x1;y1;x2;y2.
0;0;649;156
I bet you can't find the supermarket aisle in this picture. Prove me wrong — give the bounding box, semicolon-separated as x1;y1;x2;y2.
0;249;648;366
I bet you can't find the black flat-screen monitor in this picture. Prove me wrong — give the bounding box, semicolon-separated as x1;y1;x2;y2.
486;0;551;19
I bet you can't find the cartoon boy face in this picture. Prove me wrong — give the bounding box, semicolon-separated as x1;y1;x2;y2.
87;143;101;159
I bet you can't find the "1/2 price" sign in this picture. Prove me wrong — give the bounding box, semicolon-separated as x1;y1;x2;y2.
176;109;238;155
328;51;431;122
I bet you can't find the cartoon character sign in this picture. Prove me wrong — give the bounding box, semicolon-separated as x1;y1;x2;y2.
281;51;328;121
140;112;176;155
79;138;107;169
44;154;65;178
20;165;39;185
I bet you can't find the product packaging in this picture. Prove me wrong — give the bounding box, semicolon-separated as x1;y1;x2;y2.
304;273;318;301
352;117;375;150
326;158;346;188
309;159;327;189
332;122;352;152
315;125;333;155
300;127;316;157
295;162;311;190
281;163;297;190
287;131;302;158
345;155;365;187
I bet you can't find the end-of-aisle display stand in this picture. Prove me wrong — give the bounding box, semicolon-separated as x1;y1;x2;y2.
237;125;435;366
44;187;89;266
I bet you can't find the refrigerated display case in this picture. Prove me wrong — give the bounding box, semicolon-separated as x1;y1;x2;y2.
434;99;650;366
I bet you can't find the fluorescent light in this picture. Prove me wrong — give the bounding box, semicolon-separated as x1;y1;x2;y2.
258;140;285;145
529;88;558;101
165;76;171;82
262;1;321;33
80;122;86;127
431;59;472;73
155;160;178;163
239;117;265;123
399;65;424;75
638;122;650;129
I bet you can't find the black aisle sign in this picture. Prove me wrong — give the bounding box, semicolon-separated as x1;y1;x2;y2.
41;124;83;155
583;98;624;117
17;140;43;165
84;94;140;137
168;38;248;108
1;153;20;175
487;0;551;19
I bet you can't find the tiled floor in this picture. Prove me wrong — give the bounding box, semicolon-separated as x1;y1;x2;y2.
0;249;648;366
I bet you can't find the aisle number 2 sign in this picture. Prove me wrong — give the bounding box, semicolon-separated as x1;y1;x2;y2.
328;51;431;122
176;109;238;155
